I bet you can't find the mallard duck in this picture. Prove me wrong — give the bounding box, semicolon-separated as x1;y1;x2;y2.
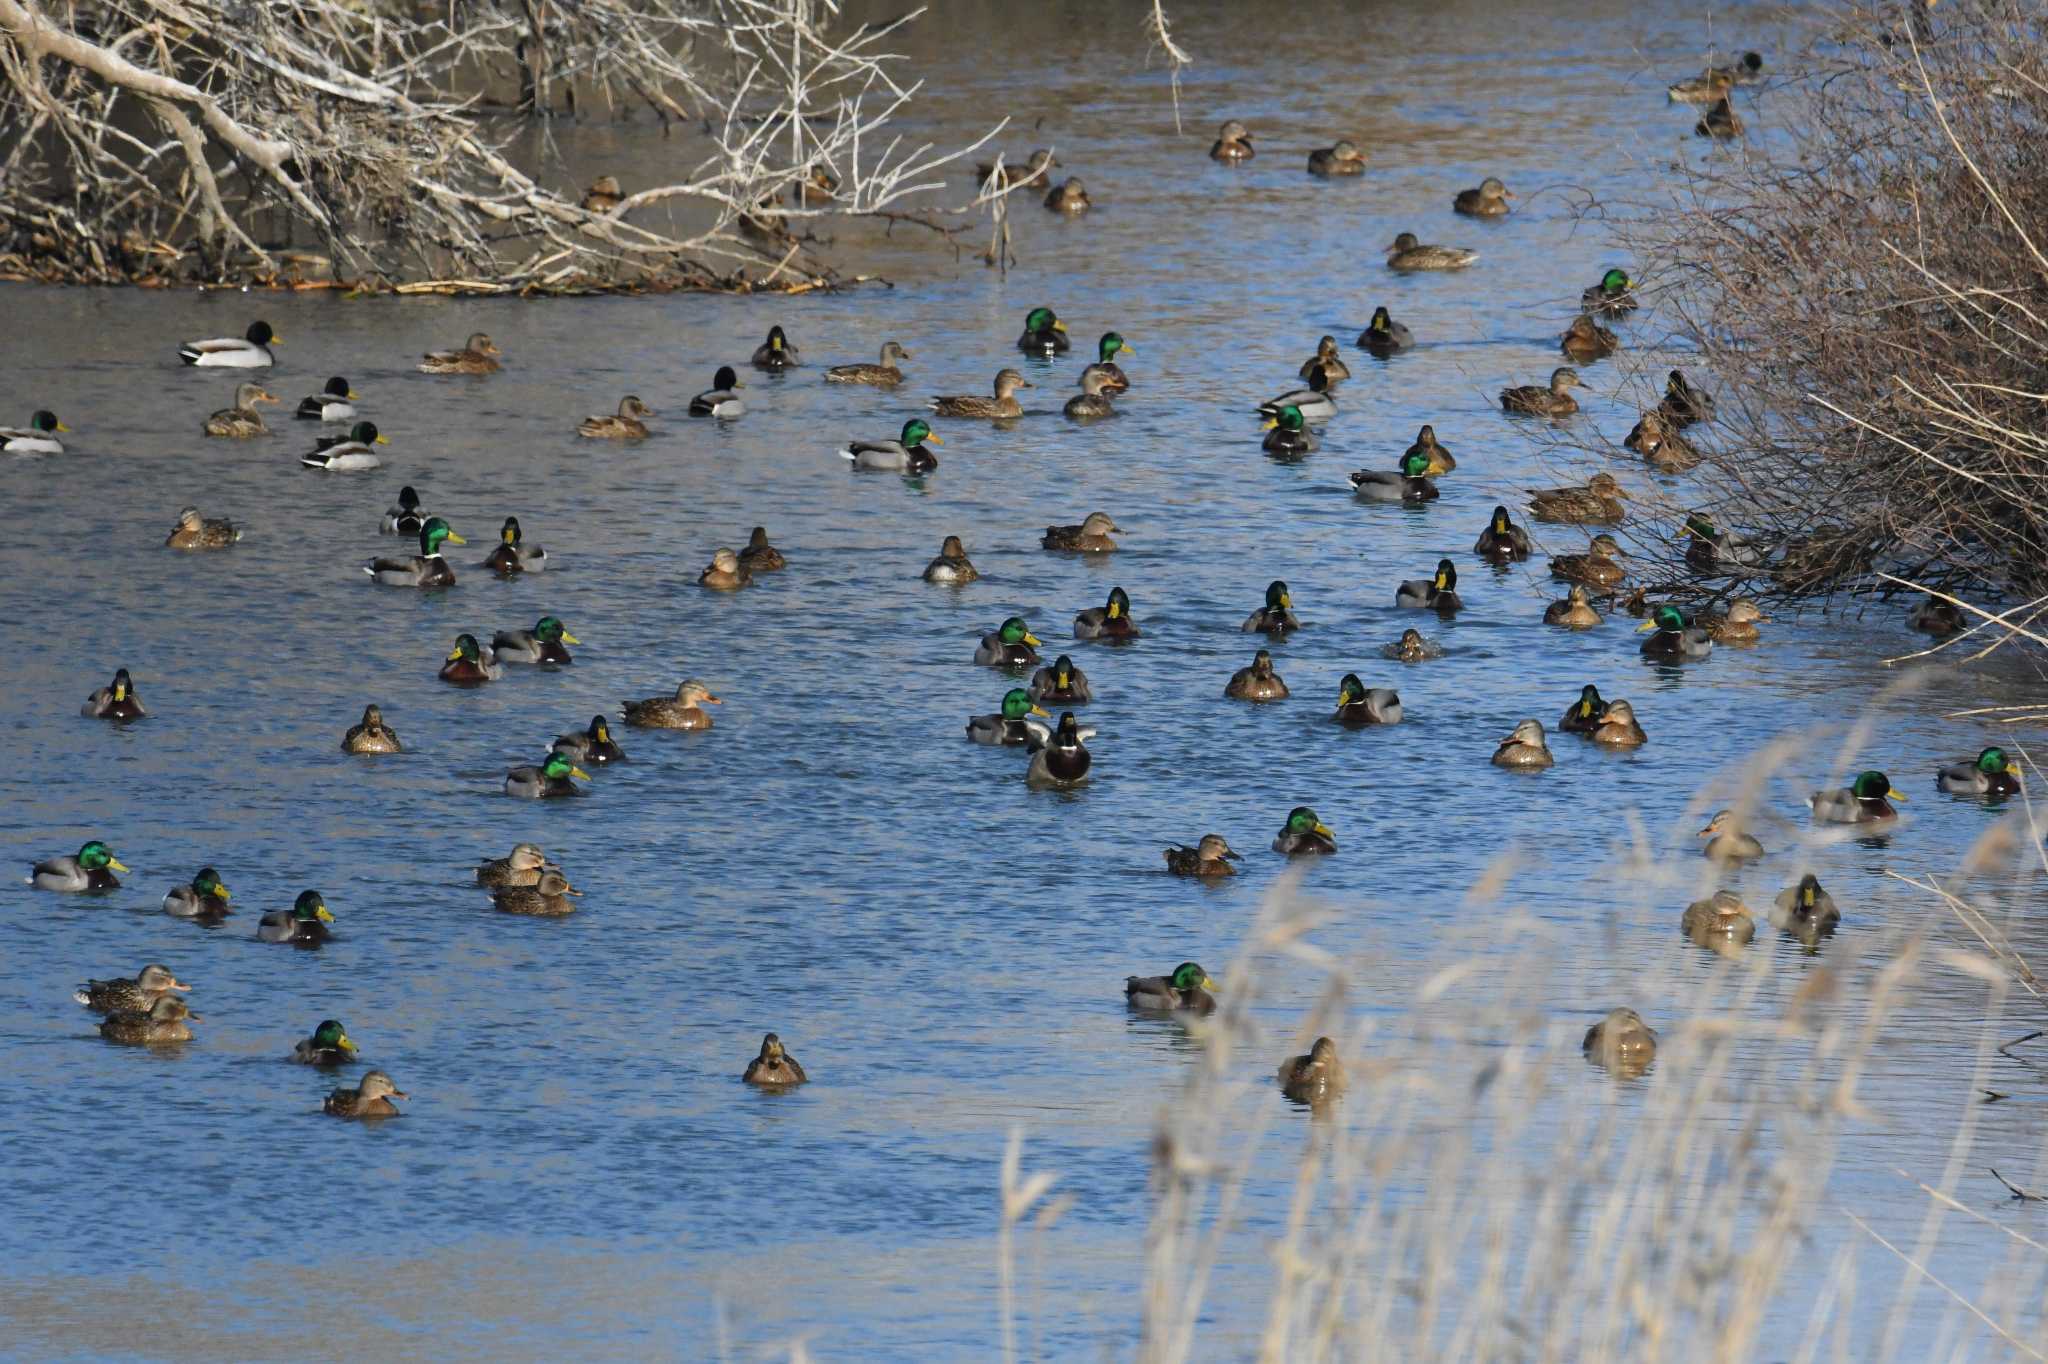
165;506;240;550
967;688;1053;747
931;369;1031;419
1658;370;1715;426
294;1019;360;1066
338;705;403;759
1387;232;1476;270
976;149;1058;189
504;751;589;799
179;320;276;367
1558;685;1609;735
1273;806;1337;856
1243;581;1299;635
688;366;746;419
1529;472;1625;525
699;547;753;590
493;615;579;666
1044;177;1091;213
1550;534;1628;588
1359;306;1414;355
1582;268;1639;318
1696;96;1743;139
494;869;582;915
1299;336;1351;384
1381;629;1443;662
258;890;334;945
325;1070;406;1118
1017;306;1070;356
76;963;190;1013
1583;1008;1657;1077
1939;746;2022;797
1258;367;1336;424
1307;140;1367;176
1062;368;1119;420
1454;176;1514;216
1493;719;1555;768
1406;424;1454;473
301;421;387;470
1473;505;1532;562
1682;890;1755;950
162;867;232;919
1349;451;1439;504
1125;962;1218;1013
1082;333;1135;394
1043;511;1121;553
827;341;912;386
480;517;546;576
623;680;720;729
438;633;502;685
923;535;979;583
1029;655;1092;705
736;527;786;574
476;844;559;889
1627;411;1699;472
296;376;358;423
1278;1037;1344;1100
82;668;145;720
1074;586;1139;642
1333;673;1401;725
1907;597;1967;636
1680;514;1761;572
1025;711;1092;787
1224;649;1288;701
582;174;624;212
1500;367;1585;417
31;840;127;892
366;517;462;588
843;418;941;472
1559;315;1619;362
1771;875;1841;938
553;715;626;766
203;382;277;437
1590;699;1647;748
1165;834;1242;877
1667;64;1738;104
1809;770;1904;824
1;408;68;454
1698;598;1770;644
1262;404;1318;458
744;1033;810;1087
1395;560;1462;612
1699;810;1763;862
750;325;800;370
578;395;655;439
380;486;426;536
100;995;197;1044
1544;584;1602;629
1210;120;1254;161
1638;606;1713;661
417;333;501;375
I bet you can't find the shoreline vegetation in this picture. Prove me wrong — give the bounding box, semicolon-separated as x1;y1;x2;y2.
0;0;1095;295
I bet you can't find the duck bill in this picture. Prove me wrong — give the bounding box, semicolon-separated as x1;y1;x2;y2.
561;632;582;645
1200;976;1220;991
1313;823;1335;841
1052;320;1068;333
1030;705;1050;717
1635;620;1659;632
108;858;131;873
315;906;336;923
347;390;360;399
56;420;71;432
374;434;390;444
1222;849;1243;861
1023;633;1042;647
1261;419;1278;431
168;977;192;992
924;433;944;445
1887;789;1907;802
1119;341;1136;354
570;766;592;781
339;1035;359;1054
443;530;465;543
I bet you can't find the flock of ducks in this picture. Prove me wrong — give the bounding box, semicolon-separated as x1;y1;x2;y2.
16;49;2020;1112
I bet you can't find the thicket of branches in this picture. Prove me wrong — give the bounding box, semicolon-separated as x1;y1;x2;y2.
0;0;1020;292
1594;0;2048;631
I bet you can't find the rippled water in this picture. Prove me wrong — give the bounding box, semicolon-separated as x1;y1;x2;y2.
6;0;2048;1358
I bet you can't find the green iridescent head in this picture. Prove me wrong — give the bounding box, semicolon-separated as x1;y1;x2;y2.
1491;505;1513;534
1852;770;1899;800
192;867;229;900
1401;451;1432;478
533;615;573;643
1097;331;1132;362
1575;684;1605;718
1795;874;1822;908
997;616;1037;646
1024;307;1060;333
542;751;582;782
1338;673;1366;705
347;421;383;446
1105;586;1130;619
1977;747;2010;774
310;1019;357;1054
1272;404;1305;433
900;418;935;447
448;632;483;662
1284;806;1333;840
999;688;1044;722
1684;513;1717;540
420;517;460;555
1369;306;1393;333
1266;580;1291;609
1601;268;1630;292
1169;962;1216;992
1050;654;1076;687
76;840;120;871
31;409;63;433
1652;606;1687;633
293;890;334;923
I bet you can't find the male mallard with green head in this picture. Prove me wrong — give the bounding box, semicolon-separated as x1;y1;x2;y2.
258;890;334;945
1164;835;1242;877
1333;674;1401;725
1273;807;1336;855
1581;268;1639;317
2;408;68;453
751;325;800;370
1262;404;1317;458
1074;586;1139;641
1030;655;1092;705
1558;685;1608;735
843;419;941;473
1084;333;1135;393
554;715;626;765
1025;712;1092;788
82;668;145;720
504;752;590;800
1349;451;1439;505
438;633;502;685
485;515;548;574
1126;962;1218;1014
689;367;746;419
294;1019;360;1066
1395;560;1462;613
162;868;232;919
1638;606;1713;662
493;615;580;666
1939;747;2021;797
76;963;190;1014
31;840;128;891
967;689;1052;747
1017;306;1070;356
302;420;387;470
296;376;358;423
179;319;276;367
1243;580;1299;635
1808;770;1904;824
1359;306;1414;355
366;517;464;588
1659;370;1715;426
1771;875;1841;938
1474;505;1532;562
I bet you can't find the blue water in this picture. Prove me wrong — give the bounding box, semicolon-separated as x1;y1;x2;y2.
5;0;2048;1358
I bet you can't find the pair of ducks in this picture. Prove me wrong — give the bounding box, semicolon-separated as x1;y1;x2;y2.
964;692;1094;787
699;526;785;587
436;617;580;684
73;964;199;1043
1557;686;1648;748
1683;875;1841;954
471;843;582;912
